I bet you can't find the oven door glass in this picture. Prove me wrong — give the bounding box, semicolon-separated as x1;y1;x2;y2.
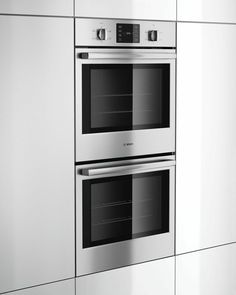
82;64;170;134
83;170;169;248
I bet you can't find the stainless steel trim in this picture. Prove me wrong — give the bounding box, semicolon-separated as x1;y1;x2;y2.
81;160;176;176
78;51;176;60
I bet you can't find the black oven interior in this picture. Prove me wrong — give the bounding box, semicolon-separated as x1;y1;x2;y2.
82;170;170;248
82;63;170;134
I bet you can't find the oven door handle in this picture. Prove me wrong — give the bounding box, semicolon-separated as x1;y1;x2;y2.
81;160;176;176
78;52;176;60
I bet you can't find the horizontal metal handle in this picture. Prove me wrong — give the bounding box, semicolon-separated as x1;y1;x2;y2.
81;160;175;176
78;52;176;60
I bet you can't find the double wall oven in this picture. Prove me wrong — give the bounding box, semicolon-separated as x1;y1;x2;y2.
75;18;176;276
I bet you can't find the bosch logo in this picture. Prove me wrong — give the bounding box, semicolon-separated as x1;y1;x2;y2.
123;143;134;147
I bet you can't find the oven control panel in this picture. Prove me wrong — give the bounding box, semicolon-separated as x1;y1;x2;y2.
76;18;176;48
116;23;140;43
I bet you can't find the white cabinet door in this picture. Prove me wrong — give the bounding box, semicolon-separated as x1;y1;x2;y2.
76;258;175;295
75;0;176;21
0;16;74;294
176;243;236;295
178;0;236;23
3;280;75;295
0;0;73;16
176;22;236;254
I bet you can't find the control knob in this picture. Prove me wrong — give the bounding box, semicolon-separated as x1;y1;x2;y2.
148;30;158;42
97;28;107;41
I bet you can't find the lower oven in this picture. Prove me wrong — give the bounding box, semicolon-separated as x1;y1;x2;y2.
76;155;175;276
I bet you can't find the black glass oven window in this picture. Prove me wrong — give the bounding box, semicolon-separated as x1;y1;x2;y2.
83;170;169;248
82;64;170;134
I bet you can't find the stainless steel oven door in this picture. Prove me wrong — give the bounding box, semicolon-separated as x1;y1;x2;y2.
76;156;175;276
75;48;176;162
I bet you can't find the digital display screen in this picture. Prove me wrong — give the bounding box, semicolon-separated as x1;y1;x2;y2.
116;23;140;43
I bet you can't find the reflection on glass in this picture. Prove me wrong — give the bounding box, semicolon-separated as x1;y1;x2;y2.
82;64;170;133
83;170;169;248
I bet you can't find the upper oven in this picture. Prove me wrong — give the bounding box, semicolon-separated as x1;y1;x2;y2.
75;19;176;162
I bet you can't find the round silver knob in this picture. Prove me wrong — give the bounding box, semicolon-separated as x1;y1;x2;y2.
148;30;158;42
97;28;107;41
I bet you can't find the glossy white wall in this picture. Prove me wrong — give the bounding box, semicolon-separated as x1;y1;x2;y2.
176;243;236;295
76;258;175;295
75;0;176;21
0;15;74;293
178;0;236;23
0;0;73;16
0;280;75;295
176;22;236;254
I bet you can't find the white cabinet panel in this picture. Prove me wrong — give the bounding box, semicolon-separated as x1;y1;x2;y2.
76;258;174;295
1;280;75;295
176;243;236;295
75;0;176;21
178;0;236;23
0;16;74;293
0;0;73;16
176;22;236;254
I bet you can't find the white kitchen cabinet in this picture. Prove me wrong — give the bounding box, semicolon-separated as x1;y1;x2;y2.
76;258;175;295
0;16;74;293
176;22;236;254
178;0;236;23
1;280;75;295
0;0;73;16
176;243;236;295
75;0;176;21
